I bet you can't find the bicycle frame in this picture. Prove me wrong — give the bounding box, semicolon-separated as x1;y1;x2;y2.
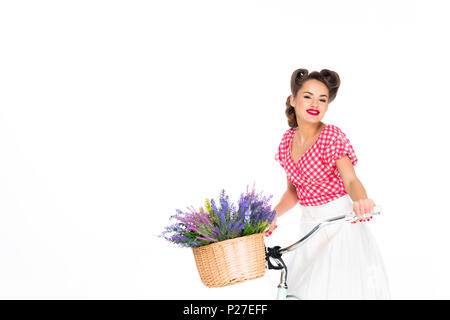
265;206;382;300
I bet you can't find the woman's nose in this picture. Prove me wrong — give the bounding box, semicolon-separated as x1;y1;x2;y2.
310;100;318;108
313;97;322;107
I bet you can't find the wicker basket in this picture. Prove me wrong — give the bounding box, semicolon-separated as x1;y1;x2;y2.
192;233;266;288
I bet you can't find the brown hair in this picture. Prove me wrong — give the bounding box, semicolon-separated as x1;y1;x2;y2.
285;68;341;128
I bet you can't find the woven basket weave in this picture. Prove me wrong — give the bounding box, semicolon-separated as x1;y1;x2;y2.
192;233;266;288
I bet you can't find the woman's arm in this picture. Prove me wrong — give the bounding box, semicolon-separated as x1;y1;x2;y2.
336;155;376;222
273;177;298;217
266;177;298;235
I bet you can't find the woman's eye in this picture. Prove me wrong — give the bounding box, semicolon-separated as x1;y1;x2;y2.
304;96;326;103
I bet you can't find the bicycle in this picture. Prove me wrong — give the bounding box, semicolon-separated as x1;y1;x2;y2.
265;206;382;300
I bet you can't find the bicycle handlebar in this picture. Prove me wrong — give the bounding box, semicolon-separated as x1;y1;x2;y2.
266;205;382;270
280;205;382;254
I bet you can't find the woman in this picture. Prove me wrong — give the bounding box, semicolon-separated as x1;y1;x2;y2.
267;68;390;299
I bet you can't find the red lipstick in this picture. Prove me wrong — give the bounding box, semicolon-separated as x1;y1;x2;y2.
306;109;320;116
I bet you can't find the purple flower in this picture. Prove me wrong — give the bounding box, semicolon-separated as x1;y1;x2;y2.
160;184;276;247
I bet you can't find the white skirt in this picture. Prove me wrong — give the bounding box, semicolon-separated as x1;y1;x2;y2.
286;194;391;300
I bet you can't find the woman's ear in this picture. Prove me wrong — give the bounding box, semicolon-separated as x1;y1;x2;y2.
289;94;295;108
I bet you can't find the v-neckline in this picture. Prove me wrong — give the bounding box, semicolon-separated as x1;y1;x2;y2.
289;124;328;166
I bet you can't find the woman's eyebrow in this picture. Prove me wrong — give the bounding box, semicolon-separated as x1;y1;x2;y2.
303;91;328;97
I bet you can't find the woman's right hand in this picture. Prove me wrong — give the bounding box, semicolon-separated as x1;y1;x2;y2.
265;216;278;237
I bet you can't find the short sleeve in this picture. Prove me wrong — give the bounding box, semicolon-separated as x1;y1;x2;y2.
323;129;358;169
275;129;291;170
274;140;286;169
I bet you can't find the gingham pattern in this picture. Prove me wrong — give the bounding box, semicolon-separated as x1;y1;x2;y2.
275;124;358;206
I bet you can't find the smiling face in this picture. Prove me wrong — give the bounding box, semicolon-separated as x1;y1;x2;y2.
290;79;329;125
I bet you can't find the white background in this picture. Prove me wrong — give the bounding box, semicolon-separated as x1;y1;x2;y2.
0;1;449;299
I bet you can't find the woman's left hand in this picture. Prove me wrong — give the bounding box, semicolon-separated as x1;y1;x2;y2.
352;198;376;223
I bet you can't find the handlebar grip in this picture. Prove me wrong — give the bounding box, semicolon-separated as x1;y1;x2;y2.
352;205;382;221
373;205;382;214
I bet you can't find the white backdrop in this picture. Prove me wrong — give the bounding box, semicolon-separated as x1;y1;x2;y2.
1;0;449;299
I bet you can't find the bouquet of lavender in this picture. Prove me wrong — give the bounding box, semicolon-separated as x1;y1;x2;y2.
160;184;277;248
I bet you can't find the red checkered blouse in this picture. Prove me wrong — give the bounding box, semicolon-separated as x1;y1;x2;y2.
275;124;358;206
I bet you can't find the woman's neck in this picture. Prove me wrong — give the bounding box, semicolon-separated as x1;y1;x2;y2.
296;121;326;142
